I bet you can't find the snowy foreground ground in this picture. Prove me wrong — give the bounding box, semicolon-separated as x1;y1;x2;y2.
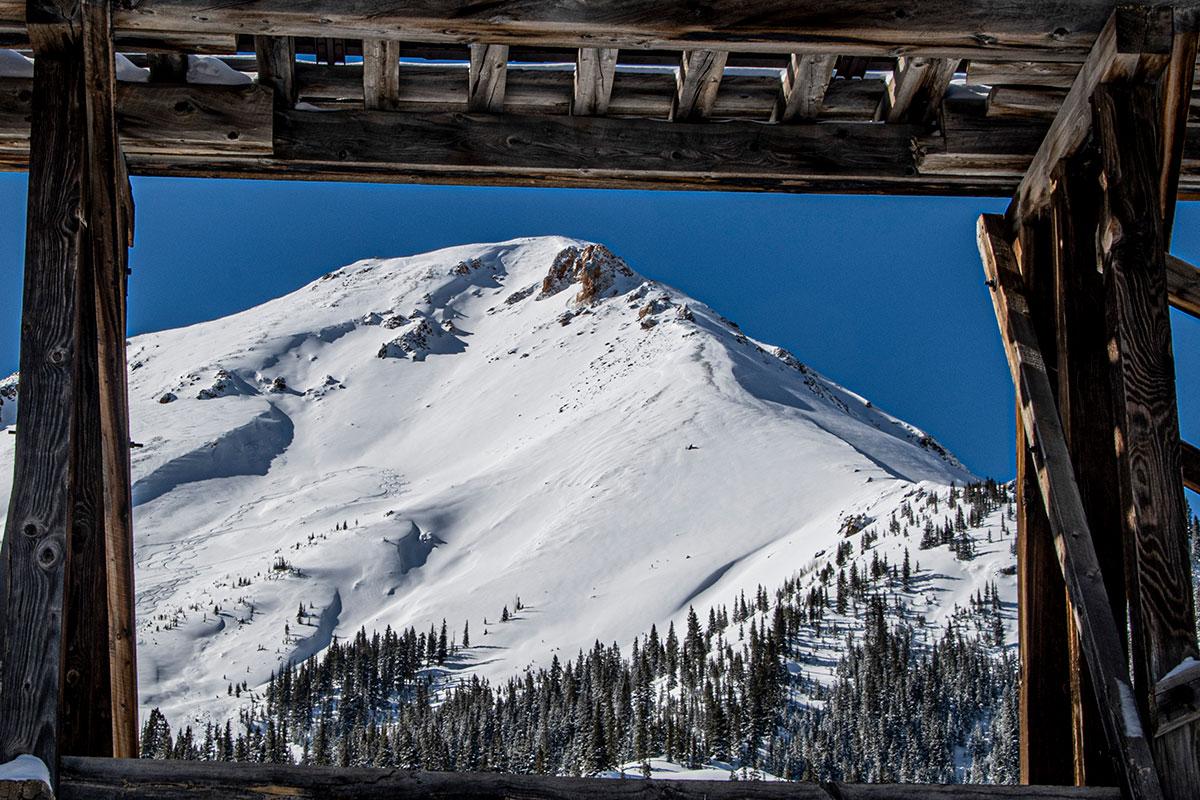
0;238;1017;763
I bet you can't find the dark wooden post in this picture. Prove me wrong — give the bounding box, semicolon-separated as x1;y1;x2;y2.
1012;215;1076;786
1094;81;1200;800
0;0;136;782
1050;154;1125;787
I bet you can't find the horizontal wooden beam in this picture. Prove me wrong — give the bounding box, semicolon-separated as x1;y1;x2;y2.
1183;440;1200;494
2;0;1199;59
57;756;1124;800
1166;254;1200;319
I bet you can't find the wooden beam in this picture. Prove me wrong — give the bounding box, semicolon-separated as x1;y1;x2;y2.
671;50;727;121
56;756;1127;800
2;0;1181;60
572;47;618;116
468;44;509;113
1094;82;1200;800
1013;214;1076;787
882;56;957;124
978;212;1165;800
1050;154;1124;787
968;61;1081;88
1009;7;1173;228
253;35;295;111
1183;440;1200;494
987;87;1068;120
771;54;837;123
1166;254;1200;319
362;39;401;111
1160;26;1199;246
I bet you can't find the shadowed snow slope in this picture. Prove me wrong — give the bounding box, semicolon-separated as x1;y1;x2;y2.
0;237;979;728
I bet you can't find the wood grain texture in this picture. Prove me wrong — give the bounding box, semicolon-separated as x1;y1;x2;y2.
883;57;957;124
1050;155;1123;787
1159;27;1198;246
671;50;727;121
468;44;508;113
968;61;1081;88
572;47;618;116
978;212;1164;800
987;87;1068;120
362;39;401;111
0;781;53;800
53;0;1200;60
55;757;1126;800
771;53;837;122
0;32;86;788
1009;7;1173;228
1094;83;1200;800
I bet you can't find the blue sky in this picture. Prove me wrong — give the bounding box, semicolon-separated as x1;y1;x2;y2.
0;172;1196;506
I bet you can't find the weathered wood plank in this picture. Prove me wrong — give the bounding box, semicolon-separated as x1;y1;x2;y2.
56;756;1125;800
968;61;1081;88
254;35;295;111
1154;655;1200;737
1160;27;1199;246
771;53;837;123
883;56;957;124
1012;214;1076;787
671;50;727;121
987;86;1068;120
572;47;618;115
1009;7;1173;228
1166;254;1200;319
468;44;508;113
79;0;138;760
978;212;1165;800
8;0;1177;60
1094;82;1200;800
362;39;401;111
274;108;919;179
0;6;88;784
1050;155;1123;787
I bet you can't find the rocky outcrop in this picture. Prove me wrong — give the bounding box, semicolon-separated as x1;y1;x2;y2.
539;244;635;305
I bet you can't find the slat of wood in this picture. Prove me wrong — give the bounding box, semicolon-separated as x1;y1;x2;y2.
81;0;138;760
1153;650;1200;736
978;212;1165;800
468;44;509;113
1094;82;1200;800
967;61;1082;88
1160;28;1199;246
1012;213;1076;786
772;54;837;122
572;47;618;115
1182;440;1200;493
1050;155;1124;787
56;756;1126;800
0;4;89;785
987;86;1068;120
254;35;296;111
1009;6;1173;228
1167;254;1200;322
78;0;1191;61
671;50;727;121
362;39;400;110
883;56;957;123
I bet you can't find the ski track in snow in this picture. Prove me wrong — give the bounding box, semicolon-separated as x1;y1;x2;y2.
0;236;1002;732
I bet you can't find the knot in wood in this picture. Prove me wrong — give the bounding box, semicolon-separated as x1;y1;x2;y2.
21;522;39;537
48;348;66;365
36;539;61;570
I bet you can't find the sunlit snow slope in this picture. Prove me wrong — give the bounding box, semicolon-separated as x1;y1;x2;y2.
0;237;986;729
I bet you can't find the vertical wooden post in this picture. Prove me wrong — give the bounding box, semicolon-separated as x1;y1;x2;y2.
1013;215;1076;786
1051;153;1125;787
0;0;135;782
1095;81;1200;800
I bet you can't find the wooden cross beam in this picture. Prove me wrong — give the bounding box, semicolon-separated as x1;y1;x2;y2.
468;44;509;113
880;57;957;124
572;48;618;116
671;50;727;121
362;39;401;111
770;54;837;123
1166;254;1200;319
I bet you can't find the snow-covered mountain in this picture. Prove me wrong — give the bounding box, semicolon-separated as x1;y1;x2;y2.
0;236;1013;740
